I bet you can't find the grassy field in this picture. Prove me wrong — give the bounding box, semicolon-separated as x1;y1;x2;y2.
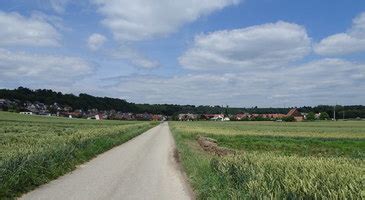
0;111;157;199
170;121;365;199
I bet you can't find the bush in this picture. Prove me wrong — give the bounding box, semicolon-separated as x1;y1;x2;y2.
319;112;330;120
282;116;295;122
306;112;316;121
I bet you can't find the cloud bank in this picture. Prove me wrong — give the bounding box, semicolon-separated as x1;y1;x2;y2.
102;58;365;106
93;0;240;42
314;12;365;56
179;21;311;70
0;11;60;47
0;48;94;84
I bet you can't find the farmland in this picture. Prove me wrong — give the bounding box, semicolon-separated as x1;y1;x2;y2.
0;111;157;199
170;121;365;199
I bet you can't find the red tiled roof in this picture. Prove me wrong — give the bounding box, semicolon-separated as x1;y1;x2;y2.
287;108;302;117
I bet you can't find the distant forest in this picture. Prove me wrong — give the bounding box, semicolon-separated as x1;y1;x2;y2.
0;87;364;118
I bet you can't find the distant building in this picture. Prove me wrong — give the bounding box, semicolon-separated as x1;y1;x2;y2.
234;113;250;120
234;113;286;120
20;112;33;115
201;114;223;121
178;113;198;121
152;114;163;121
265;114;287;119
135;113;153;121
0;99;7;106
64;106;73;112
286;108;304;121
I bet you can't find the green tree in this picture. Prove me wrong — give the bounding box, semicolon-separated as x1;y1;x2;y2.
282;116;295;122
306;112;316;121
319;112;330;120
224;105;229;117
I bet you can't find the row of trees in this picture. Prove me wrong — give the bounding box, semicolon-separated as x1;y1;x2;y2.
306;112;330;121
300;105;365;119
1;87;364;118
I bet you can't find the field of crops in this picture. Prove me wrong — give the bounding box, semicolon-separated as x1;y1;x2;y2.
170;121;365;199
0;111;157;199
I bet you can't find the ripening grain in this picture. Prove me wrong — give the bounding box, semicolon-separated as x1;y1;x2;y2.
170;121;365;199
0;112;157;199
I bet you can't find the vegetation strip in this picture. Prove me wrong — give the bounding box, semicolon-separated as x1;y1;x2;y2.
0;112;158;199
170;121;365;199
211;135;365;158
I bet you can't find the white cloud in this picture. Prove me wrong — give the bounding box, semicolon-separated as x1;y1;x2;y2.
93;0;240;42
109;46;160;69
49;0;71;14
87;33;107;51
314;12;365;56
0;48;94;84
179;21;311;70
92;0;240;69
0;11;60;47
101;58;365;106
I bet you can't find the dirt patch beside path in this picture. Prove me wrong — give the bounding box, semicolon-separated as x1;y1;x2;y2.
197;136;234;156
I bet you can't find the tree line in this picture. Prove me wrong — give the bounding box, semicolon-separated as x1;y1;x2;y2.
0;87;364;118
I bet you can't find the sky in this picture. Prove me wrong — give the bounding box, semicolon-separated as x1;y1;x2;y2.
0;0;364;107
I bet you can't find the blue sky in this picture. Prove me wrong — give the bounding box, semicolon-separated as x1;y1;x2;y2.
0;0;364;107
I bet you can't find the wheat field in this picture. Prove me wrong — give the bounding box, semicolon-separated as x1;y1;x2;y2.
170;121;365;199
0;112;157;199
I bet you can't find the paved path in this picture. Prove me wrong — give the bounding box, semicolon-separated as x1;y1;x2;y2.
20;122;193;200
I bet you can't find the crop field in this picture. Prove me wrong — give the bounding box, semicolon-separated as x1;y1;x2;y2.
170;121;365;199
0;111;157;199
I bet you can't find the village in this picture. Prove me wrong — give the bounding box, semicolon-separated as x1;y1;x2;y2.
0;99;165;121
0;98;325;122
178;108;306;121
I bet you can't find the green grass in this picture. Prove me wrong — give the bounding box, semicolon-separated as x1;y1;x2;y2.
170;121;365;199
0;111;158;199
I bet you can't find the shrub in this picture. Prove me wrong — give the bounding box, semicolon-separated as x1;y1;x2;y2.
282;116;295;122
306;112;316;121
319;112;330;120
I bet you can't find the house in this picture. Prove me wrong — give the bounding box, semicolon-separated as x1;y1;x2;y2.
85;109;99;118
25;103;38;113
264;113;286;119
20;111;33;115
178;113;198;121
109;112;133;120
286;108;304;121
0;99;11;110
23;102;48;114
63;106;73;112
0;99;7;106
119;113;135;120
51;102;63;111
67;111;83;118
152;114;164;121
201;114;223;121
135;113;153;121
222;117;230;121
95;114;102;120
234;113;251;120
202;114;229;121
